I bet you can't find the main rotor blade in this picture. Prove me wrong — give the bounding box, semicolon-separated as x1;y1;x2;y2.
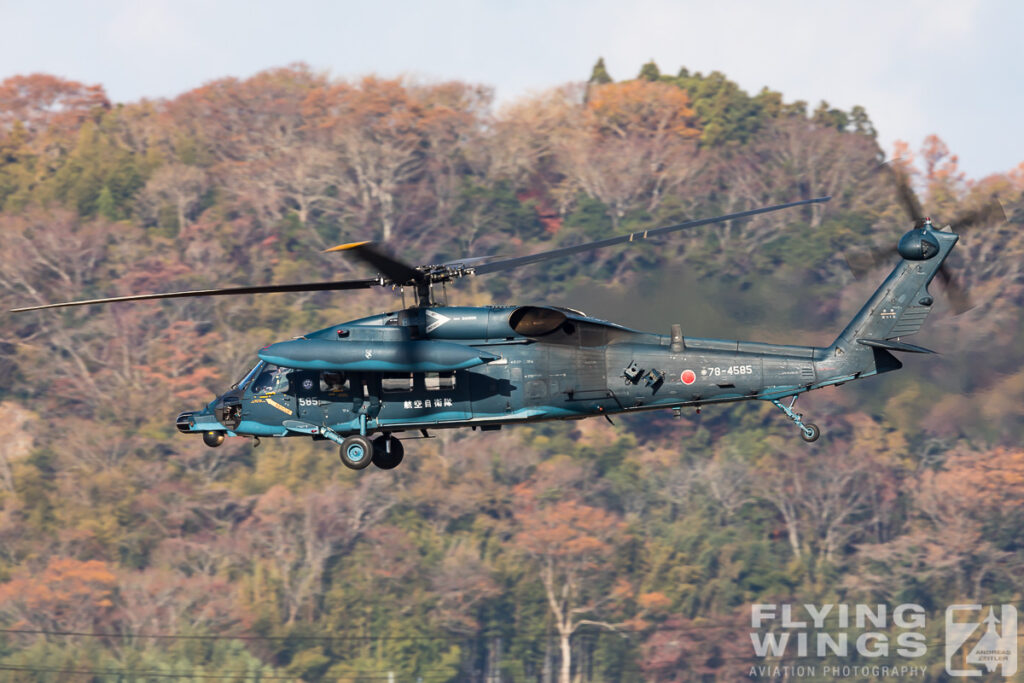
10;278;379;312
323;241;425;284
442;255;496;269
470;196;831;276
845;245;898;280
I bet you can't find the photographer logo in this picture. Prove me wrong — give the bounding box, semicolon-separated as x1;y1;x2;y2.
945;604;1017;677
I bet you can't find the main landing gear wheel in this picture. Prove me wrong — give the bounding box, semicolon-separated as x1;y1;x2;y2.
801;423;820;443
770;396;822;443
339;435;373;470
372;435;405;470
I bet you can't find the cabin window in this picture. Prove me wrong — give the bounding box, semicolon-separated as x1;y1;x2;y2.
424;371;456;391
381;373;414;392
320;371;348;393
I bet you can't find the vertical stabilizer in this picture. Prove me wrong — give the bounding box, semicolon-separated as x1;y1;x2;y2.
815;227;958;382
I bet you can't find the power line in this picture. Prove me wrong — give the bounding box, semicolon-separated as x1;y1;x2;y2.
0;627;644;644
0;618;957;681
0;623;954;643
0;667;456;683
0;626;463;642
0;651;951;681
0;621;956;665
0;664;294;680
0;660;937;681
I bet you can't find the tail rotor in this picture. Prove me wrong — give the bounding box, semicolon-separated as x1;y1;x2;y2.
844;163;1005;314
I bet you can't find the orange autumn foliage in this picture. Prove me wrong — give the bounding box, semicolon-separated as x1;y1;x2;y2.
136;320;222;403
930;447;1024;508
512;479;626;570
0;556;117;630
0;73;109;142
586;80;699;140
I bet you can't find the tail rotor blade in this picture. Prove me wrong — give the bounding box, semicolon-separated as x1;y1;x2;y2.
948;200;1006;234
936;264;973;314
878;162;925;225
897;177;926;227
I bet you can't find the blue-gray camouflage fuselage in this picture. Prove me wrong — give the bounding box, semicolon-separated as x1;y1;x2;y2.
177;226;958;445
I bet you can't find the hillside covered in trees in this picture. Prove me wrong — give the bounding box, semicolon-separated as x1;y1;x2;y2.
0;59;1022;681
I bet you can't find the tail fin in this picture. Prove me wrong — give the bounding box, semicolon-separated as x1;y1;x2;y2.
815;228;959;382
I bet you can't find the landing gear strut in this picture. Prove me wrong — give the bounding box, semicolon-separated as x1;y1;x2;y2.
771;396;820;442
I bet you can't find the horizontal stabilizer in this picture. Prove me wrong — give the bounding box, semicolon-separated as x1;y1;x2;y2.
857;338;936;354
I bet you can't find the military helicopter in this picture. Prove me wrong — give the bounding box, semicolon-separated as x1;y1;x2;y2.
12;188;1002;471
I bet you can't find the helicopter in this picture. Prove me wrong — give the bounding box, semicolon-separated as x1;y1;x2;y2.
12;188;1003;471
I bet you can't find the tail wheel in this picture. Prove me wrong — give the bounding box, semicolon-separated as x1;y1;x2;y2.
372;436;405;470
801;424;821;443
339;435;373;470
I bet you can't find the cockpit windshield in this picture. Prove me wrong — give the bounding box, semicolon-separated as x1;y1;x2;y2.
233;361;266;390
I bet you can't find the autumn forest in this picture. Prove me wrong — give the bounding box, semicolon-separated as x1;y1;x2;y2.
0;59;1022;681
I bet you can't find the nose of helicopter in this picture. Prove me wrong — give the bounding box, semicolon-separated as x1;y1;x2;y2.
175;405;224;433
176;411;194;433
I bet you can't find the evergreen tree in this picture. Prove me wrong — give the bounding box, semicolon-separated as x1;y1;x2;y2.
671;69;765;147
638;59;660;81
812;100;850;131
96;185;116;220
589;57;612;84
850;105;877;138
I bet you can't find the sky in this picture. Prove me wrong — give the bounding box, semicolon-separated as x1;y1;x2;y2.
2;0;1021;180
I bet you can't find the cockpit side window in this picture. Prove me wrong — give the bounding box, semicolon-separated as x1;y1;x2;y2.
234;361;265;390
250;364;290;395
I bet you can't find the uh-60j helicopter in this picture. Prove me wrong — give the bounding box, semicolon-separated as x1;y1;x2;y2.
12;182;1004;471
